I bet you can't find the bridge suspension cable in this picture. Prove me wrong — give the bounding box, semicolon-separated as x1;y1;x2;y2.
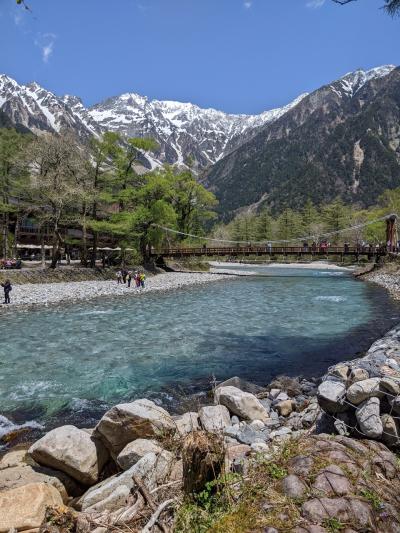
152;213;397;245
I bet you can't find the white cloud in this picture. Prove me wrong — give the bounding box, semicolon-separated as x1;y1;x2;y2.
306;0;326;8
14;11;23;25
244;1;252;8
35;33;56;64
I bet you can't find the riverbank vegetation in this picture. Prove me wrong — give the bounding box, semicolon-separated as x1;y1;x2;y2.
2;127;400;267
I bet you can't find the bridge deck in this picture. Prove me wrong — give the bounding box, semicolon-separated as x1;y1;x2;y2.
151;246;385;258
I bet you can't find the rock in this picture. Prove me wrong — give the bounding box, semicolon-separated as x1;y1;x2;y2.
380;377;400;395
349;367;369;383
0;450;28;470
302;497;348;524
0;463;81;502
300;402;321;428
199;405;231;432
269;388;281;399
270;427;292;439
249;419;265;430
234;424;267;445
332;365;349;381
215;386;269;422
389;395;400;415
288;455;314;477
0;482;63;532
78;450;174;512
117;439;162;470
381;414;400;447
317;380;346;413
29;425;108;486
346;377;382;405
250;441;268;453
216;376;264;395
95;399;175;457
312;465;352;496
276;399;294;417
274;392;289;403
356;397;383;438
225;444;251;468
174;412;200;436
231;415;240;425
281;474;307;498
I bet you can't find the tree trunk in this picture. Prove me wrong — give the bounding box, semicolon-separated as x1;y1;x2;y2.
90;230;97;268
2;212;9;259
81;207;88;267
41;233;46;267
13;215;20;258
182;431;225;495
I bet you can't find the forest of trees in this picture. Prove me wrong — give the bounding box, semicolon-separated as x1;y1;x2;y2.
210;193;400;247
0;128;217;267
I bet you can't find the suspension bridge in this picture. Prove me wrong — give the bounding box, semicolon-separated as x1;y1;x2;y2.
150;214;399;260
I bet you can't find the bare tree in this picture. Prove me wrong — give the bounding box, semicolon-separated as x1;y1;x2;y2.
26;133;87;269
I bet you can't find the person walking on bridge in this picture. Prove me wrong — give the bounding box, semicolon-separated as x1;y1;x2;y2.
1;280;12;304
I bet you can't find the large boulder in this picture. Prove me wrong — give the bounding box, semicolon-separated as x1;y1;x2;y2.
29;425;108;486
95;399;175;457
174;412;200;436
317;380;346;413
0;463;81;502
77;450;174;512
355;397;383;438
0;482;63;532
198;405;231;432
346;378;382;405
117;439;162;470
215;386;269;422
381;414;400;447
216;376;264;395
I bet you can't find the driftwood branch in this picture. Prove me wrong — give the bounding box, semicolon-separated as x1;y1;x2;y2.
140;499;175;533
132;474;169;533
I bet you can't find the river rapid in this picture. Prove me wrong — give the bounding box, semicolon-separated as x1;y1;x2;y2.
1;264;399;433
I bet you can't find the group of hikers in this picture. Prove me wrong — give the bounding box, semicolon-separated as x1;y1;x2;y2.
0;258;22;270
116;269;146;288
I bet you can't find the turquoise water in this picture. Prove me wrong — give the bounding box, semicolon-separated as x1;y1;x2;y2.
0;266;399;428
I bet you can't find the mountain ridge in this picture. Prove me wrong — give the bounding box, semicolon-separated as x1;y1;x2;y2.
1;65;395;173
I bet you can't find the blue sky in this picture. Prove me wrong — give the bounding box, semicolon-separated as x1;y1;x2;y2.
1;0;399;114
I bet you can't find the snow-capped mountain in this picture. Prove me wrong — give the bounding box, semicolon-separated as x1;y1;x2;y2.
0;65;396;171
88;92;307;168
0;75;101;138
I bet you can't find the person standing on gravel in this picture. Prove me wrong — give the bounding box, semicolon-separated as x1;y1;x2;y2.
127;271;132;288
116;270;122;284
1;280;12;304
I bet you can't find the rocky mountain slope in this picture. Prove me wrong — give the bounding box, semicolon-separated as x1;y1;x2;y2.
0;73;306;170
205;65;400;218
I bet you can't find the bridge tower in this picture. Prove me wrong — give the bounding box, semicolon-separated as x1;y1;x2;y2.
386;214;398;251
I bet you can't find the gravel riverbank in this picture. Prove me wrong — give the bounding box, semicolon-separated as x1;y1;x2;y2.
0;272;231;310
362;261;400;300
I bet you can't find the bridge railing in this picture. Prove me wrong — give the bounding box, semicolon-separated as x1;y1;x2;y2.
151;245;384;256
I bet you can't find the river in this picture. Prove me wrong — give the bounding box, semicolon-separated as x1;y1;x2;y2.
1;264;399;431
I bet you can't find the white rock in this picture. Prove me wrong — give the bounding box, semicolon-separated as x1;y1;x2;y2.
346;378;382;405
78;450;174;512
117;439;162;470
0;482;63;532
317;380;346;412
174;412;200;436
29;425;108;486
198;405;231;432
250;419;265;431
215;386;269;422
95;399;175;457
356;397;383;438
250;442;269;453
